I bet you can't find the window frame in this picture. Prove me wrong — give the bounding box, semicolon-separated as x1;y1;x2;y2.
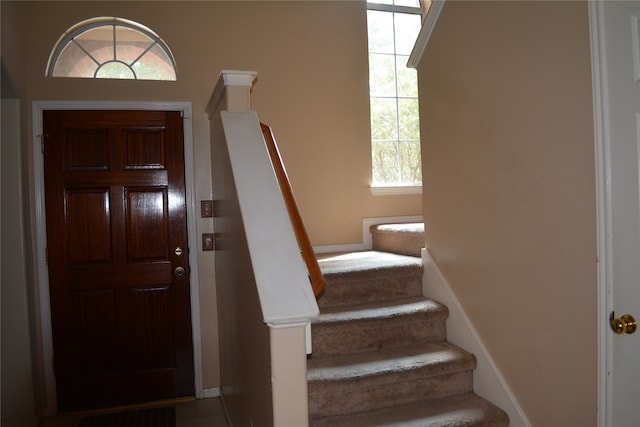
45;17;178;81
367;1;425;195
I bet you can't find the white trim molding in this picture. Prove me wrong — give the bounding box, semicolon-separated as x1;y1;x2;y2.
408;0;446;69
632;13;640;83
588;3;614;426
31;100;204;414
314;215;423;254
422;248;531;426
200;387;221;399
206;70;258;115
369;184;422;196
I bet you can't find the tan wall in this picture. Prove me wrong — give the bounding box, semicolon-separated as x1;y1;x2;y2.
417;1;597;426
10;0;421;413
1;2;38;426
1;101;37;427
23;0;422;246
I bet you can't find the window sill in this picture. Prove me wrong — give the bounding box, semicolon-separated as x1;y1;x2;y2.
370;184;422;196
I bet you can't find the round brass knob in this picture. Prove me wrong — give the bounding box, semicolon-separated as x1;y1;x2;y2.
174;266;185;277
610;313;637;335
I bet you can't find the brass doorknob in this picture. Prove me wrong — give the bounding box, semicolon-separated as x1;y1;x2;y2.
610;312;637;335
174;266;185;277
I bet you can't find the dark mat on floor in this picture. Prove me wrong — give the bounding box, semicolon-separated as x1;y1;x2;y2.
76;406;175;427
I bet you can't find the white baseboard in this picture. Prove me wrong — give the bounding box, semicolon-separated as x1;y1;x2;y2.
422;248;531;427
313;215;423;254
198;387;221;399
219;389;232;427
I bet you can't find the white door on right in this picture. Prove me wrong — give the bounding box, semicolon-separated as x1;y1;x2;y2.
596;1;640;426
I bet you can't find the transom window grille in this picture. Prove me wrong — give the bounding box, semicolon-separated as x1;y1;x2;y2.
367;1;424;186
46;17;177;81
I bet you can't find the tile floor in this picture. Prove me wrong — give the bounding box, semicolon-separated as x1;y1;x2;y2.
39;397;228;427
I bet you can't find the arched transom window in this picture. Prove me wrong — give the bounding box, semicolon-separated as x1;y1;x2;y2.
46;17;177;81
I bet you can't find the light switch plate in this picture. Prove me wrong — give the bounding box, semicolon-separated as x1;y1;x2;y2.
202;233;214;251
200;200;213;218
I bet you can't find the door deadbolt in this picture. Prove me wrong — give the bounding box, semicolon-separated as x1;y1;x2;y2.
174;266;185;277
610;311;637;335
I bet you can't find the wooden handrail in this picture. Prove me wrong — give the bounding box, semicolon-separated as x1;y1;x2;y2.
260;123;326;298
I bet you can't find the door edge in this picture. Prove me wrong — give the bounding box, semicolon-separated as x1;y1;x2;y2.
588;3;614;427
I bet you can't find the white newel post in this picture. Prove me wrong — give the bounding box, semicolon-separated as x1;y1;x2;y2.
207;70;257;114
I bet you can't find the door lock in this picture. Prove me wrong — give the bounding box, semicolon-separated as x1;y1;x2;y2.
174;266;185;277
610;311;637;334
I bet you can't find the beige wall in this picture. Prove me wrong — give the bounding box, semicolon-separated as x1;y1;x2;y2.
5;0;421;416
1;2;38;426
417;1;597;426
1;99;38;426
23;0;422;246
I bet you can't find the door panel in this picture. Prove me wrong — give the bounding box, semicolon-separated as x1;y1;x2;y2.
66;188;112;263
124;128;166;169
64;128;110;170
126;188;169;260
71;289;116;376
44;110;194;412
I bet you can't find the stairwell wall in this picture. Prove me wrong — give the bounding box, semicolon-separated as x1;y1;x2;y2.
416;2;597;426
1;3;38;426
12;0;422;415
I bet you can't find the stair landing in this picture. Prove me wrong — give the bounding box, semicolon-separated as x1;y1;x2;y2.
370;222;425;257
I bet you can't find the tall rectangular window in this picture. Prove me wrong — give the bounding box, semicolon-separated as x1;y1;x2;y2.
367;1;424;188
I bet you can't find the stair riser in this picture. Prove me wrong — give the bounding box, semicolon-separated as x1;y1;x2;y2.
319;273;423;308
309;370;474;419
312;318;447;358
372;233;425;258
309;393;510;427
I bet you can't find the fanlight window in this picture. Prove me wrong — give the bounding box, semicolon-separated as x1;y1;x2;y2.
46;17;177;81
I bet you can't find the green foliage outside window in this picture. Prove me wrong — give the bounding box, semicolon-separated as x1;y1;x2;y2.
367;3;422;185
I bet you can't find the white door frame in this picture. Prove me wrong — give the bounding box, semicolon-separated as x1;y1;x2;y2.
31;100;203;416
590;3;619;426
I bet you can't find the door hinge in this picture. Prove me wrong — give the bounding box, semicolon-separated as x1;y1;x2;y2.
38;134;47;154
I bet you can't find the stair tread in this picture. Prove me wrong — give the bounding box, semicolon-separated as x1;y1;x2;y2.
370;222;425;234
317;250;422;276
308;341;475;383
314;296;447;324
311;296;448;358
370;223;425;257
310;393;509;427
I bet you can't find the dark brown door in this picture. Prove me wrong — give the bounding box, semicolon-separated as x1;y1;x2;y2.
43;110;194;412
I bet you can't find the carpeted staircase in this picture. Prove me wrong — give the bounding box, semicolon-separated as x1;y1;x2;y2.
307;223;509;426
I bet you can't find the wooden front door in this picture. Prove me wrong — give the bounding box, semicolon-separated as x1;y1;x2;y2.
43;110;194;412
